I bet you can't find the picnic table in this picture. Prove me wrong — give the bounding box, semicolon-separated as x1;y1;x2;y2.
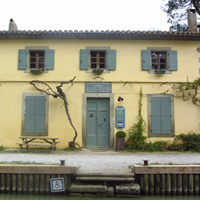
16;136;60;151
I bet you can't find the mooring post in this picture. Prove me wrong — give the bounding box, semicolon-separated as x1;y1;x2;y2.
166;174;171;195
188;174;193;195
171;174;177;195
194;174;199;195
154;174;160;195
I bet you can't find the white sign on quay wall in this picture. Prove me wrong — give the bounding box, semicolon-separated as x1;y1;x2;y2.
50;178;65;192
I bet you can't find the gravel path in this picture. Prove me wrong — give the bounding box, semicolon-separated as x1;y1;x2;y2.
1;150;200;173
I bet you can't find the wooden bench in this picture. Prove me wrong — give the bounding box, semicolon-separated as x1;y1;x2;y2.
16;143;56;152
16;136;60;151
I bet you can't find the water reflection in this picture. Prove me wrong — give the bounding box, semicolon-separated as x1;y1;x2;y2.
0;194;199;200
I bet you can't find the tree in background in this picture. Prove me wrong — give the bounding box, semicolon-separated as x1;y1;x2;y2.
162;0;200;31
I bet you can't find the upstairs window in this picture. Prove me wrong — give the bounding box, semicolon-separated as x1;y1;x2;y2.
141;48;177;73
80;48;116;71
151;52;166;70
18;48;55;73
30;51;45;70
90;51;106;69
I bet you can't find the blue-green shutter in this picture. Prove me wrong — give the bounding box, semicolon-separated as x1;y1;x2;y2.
18;49;27;69
80;49;89;70
141;50;151;70
25;96;45;133
151;97;171;134
45;49;55;70
169;50;177;71
107;50;116;70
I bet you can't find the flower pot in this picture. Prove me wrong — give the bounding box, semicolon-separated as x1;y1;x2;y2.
155;70;165;74
116;137;125;151
30;69;42;73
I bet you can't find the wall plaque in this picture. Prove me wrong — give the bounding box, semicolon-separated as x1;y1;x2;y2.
115;106;125;129
85;82;112;93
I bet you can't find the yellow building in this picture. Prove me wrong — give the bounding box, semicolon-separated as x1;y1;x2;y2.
0;14;200;149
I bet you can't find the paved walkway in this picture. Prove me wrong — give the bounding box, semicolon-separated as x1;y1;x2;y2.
1;149;200;174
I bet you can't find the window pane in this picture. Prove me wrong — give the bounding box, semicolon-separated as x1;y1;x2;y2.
100;58;105;62
30;52;36;57
39;64;44;69
151;53;157;64
31;58;36;62
91;64;96;68
91;58;96;62
100;52;105;57
160;59;165;64
152;64;157;69
30;64;36;69
39;57;44;62
100;64;105;68
159;53;166;59
160;64;166;69
91;52;96;57
39;52;44;57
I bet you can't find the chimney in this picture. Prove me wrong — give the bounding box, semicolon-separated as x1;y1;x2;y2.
9;18;18;31
187;9;197;32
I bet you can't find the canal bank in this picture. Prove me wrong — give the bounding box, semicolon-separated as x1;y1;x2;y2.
0;150;200;196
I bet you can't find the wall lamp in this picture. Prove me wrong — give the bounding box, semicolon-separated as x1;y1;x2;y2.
197;47;200;52
118;96;124;102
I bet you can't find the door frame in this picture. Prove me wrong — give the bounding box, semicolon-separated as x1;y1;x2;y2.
82;93;114;148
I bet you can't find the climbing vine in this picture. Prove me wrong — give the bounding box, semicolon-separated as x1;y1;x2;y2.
163;77;200;106
125;87;147;150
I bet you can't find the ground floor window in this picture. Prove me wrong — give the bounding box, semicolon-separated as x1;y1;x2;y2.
21;93;49;136
147;94;174;137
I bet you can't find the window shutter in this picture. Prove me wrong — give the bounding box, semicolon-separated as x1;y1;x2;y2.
141;50;151;70
45;49;55;70
25;96;45;133
151;97;161;134
107;50;116;70
18;49;27;69
151;97;171;134
168;50;177;71
80;49;89;70
160;97;172;134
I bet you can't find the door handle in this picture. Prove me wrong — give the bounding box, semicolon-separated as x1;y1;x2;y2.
98;123;102;128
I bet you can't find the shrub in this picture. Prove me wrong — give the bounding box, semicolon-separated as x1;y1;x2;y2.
116;131;126;138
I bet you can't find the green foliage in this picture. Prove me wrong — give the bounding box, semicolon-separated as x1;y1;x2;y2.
170;131;200;152
126;87;147;150
163;77;200;106
0;146;4;152
162;0;200;31
116;131;126;138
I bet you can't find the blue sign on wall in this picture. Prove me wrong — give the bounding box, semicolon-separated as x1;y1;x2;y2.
50;178;65;192
115;106;125;129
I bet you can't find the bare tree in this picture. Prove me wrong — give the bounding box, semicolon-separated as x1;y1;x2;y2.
30;76;79;148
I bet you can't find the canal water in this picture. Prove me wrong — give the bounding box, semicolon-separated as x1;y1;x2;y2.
0;194;200;200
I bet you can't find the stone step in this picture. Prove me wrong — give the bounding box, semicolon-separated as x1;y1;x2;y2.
76;172;135;177
76;176;135;182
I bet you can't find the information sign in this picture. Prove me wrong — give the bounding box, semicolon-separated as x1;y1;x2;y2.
115;106;125;129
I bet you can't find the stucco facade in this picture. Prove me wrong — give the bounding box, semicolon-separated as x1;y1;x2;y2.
0;35;200;149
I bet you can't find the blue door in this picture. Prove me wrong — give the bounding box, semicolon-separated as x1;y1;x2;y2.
86;98;110;148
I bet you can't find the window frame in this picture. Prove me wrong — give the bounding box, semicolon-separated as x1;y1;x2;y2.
86;46;111;73
147;94;175;137
21;93;49;136
147;47;172;74
25;46;49;73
